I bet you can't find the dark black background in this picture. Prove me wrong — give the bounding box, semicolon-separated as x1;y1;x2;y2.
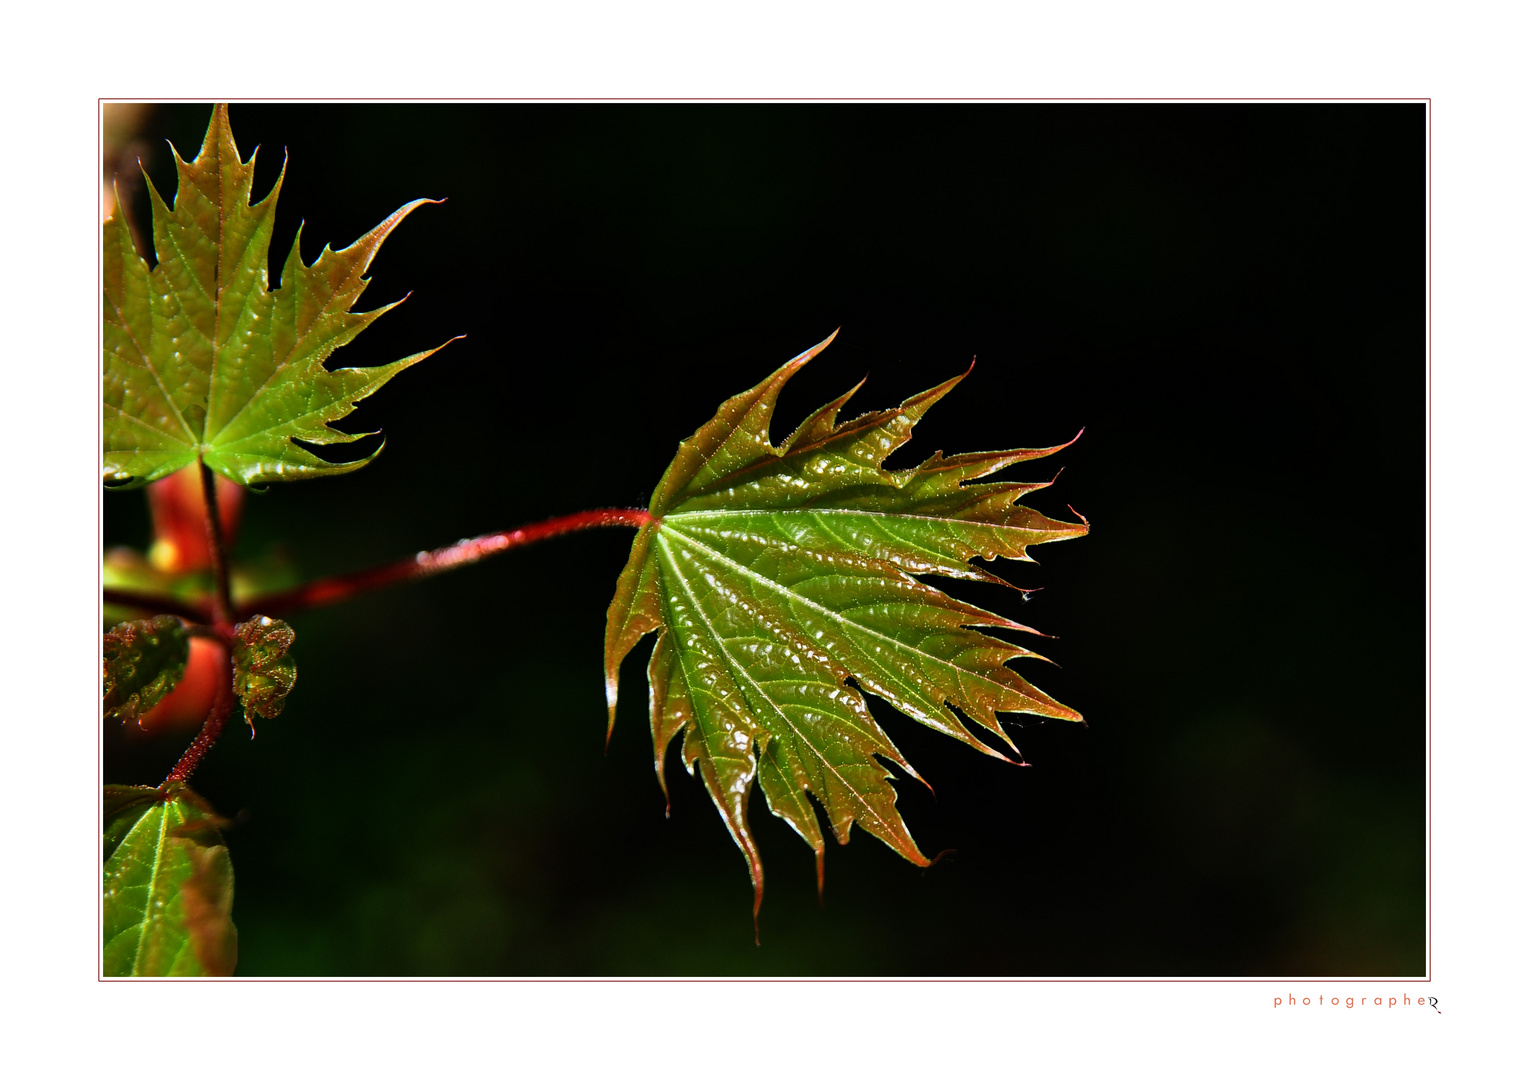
103;103;1424;976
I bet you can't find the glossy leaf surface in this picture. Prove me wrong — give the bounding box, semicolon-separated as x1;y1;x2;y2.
231;615;297;722
103;784;237;977
103;616;189;725
605;332;1088;922
103;104;455;489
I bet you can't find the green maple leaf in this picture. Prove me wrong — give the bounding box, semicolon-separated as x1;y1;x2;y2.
103;104;457;489
103;784;237;977
605;332;1089;927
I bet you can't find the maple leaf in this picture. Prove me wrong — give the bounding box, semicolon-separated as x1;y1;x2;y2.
103;784;237;977
231;615;297;726
605;331;1089;928
103;104;457;490
103;615;189;725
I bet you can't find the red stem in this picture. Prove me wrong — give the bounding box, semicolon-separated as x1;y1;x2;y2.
199;461;235;631
235;507;652;620
156;463;240;786
164;647;234;785
133;506;650;786
103;589;210;623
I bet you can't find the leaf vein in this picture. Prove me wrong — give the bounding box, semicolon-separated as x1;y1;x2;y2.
658;532;905;837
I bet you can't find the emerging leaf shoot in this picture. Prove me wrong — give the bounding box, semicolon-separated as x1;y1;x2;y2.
605;332;1087;927
103;784;237;977
231;615;297;723
103;104;457;489
103;615;189;725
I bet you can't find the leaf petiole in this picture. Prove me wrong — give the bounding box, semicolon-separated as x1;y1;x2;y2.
105;508;653;624
199;460;235;631
163;646;235;785
222;507;652;619
111;508;651;784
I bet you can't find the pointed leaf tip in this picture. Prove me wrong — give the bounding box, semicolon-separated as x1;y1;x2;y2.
775;327;840;378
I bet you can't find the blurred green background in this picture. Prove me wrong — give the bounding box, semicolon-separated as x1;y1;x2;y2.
103;103;1424;975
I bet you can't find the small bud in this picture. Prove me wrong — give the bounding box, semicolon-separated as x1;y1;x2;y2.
231;615;297;724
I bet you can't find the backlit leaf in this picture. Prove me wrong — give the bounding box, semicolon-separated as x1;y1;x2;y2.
103;615;189;725
103;784;237;977
606;332;1088;926
103;103;457;489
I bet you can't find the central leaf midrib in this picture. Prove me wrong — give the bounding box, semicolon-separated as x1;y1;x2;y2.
205;153;230;448
669;504;1041;536
655;533;902;838
128;802;171;976
660;521;1019;703
667;504;1050;574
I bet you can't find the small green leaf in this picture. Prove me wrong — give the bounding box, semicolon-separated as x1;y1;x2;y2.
103;784;237;977
103;616;189;725
103;103;457;489
606;331;1088;923
231;615;296;722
